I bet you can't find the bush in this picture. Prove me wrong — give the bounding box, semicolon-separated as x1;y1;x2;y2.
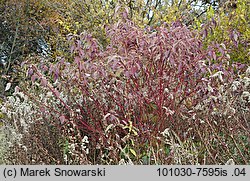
1;20;249;164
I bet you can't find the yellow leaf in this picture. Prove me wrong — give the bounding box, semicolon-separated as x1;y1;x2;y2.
115;68;123;77
130;139;134;146
129;148;137;157
132;129;138;136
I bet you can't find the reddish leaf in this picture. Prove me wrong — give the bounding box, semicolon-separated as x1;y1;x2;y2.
41;77;48;87
218;47;224;56
54;89;60;97
59;115;66;124
54;68;59;81
27;68;34;76
70;45;75;53
75;56;81;64
212;51;216;60
40;106;46;113
130;66;137;75
125;71;130;78
42;65;48;72
31;74;39;82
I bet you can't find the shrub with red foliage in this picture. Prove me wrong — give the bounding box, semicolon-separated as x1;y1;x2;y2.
15;20;248;164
